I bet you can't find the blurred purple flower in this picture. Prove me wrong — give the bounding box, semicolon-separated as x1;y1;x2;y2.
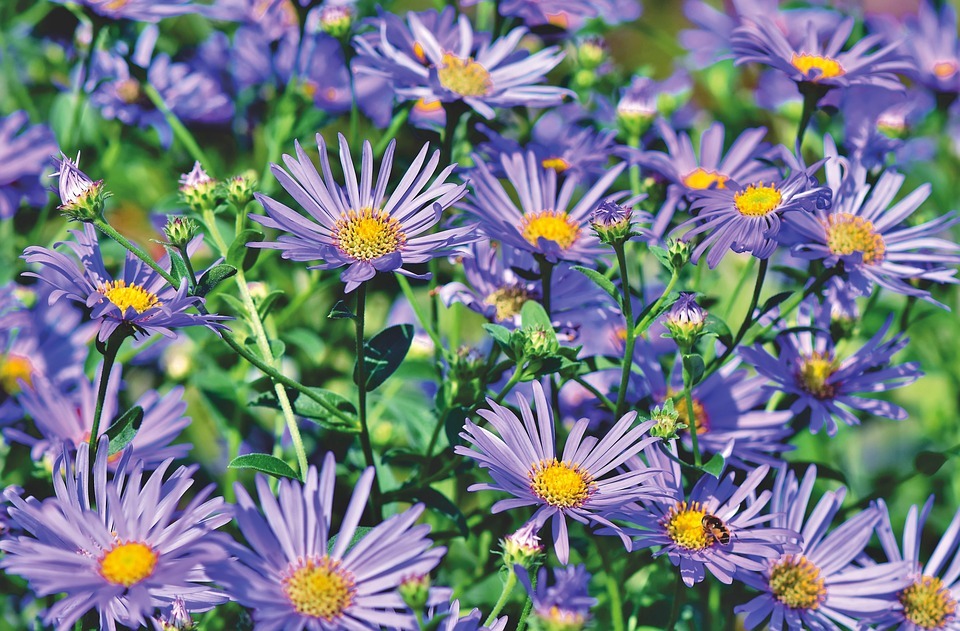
0;112;57;219
50;0;207;21
516;564;596;628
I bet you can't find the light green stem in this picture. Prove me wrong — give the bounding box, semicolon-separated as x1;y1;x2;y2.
484;569;518;626
613;242;637;418
681;355;702;468
633;269;680;337
395;273;445;353
89;332;125;464
143;84;211;167
354;283;383;518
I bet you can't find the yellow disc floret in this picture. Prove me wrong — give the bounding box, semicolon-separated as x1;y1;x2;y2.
0;355;33;394
437;53;493;97
334;207;406;261
900;575;957;630
99;541;159;587
663;501;712;550
100;280;161;314
529;459;594;509
283;556;357;621
791;53;845;81
520;210;581;250
485;286;534;322
824;213;886;265
541;157;571;173
768;555;826;610
734;184;782;217
797;352;837;399
683;168;729;190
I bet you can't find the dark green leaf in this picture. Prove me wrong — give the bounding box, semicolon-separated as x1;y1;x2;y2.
328;526;374;554
650;245;673;271
106;405;143;456
196;264;237;297
572;265;620;304
228;453;298;480
249;386;359;432
227;229;264;271
164;246;189;287
682;353;705;386
483;323;513;352
510;265;540;281
257;290;286;320
443;406;471;451
520;301;553;330
410;487;469;537
245;338;285;361
758;291;794;317
701;314;733;348
328;300;356;320
354;324;414;391
702;452;725;477
915;450;949;476
382;448;427;467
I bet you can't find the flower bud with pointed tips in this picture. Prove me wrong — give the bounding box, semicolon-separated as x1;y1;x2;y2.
179;162;218;214
590;200;635;245
398;575;431;613
502;522;544;570
163;216;199;249
54;153;109;222
664;293;707;348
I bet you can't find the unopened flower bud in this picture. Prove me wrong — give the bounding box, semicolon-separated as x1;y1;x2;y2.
518;324;559;359
590;200;635;244
648;398;686;440
54;153;109;222
664;293;707;348
398;575;431;613
616;95;656;139
222;171;258;209
533;608;589;631
163;216;199;248
667;238;691;269
179;162;218;214
576;36;606;71
318;4;353;38
502;522;544;570
155;597;194;631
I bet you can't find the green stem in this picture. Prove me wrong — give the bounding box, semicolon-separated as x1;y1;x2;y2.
374;108;410;157
354;283;383;518
666;572;684;630
176;244;198;287
796;83;828;147
573;376;615;412
628;133;642;196
395;273;445;354
599;545;626;631
143;85;211;167
707;258;767;373
89;332;126;462
613;242;637;418
493;369;523;405
93;218;178;287
633;269;680;337
681;354;702;468
65;17;104;151
538;257;554;317
484;568;518;626
515;576;536;631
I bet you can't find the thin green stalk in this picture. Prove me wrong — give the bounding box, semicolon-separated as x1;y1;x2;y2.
796;83;828;148
176;244;198;287
484;568;518;626
395;273;445;353
539;257;554;317
628;132;642;196
613;242;637;418
143;85;211;167
633;269;680;337
681;358;702;468
722;258;755;321
373;108;410;157
515;576;536;631
707;258;768;373
493;369;523;404
666;572;684;630
599;545;626;631
354;283;383;518
89;332;126;462
573;376;615;412
64;17;105;151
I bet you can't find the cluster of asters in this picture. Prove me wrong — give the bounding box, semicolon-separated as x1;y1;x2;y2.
2;0;960;629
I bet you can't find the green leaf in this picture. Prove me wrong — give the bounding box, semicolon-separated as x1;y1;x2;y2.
328;526;374;554
520;301;552;330
682;353;705;386
328;300;356;320
164;246;189;287
702;452;725;477
227;229;264;271
354;324;414;391
443;406;471;451
196;264;237;297
701;314;733;348
916;450;949;476
572;265;620;304
257;290;286;320
106;405;143;456
483;323;513;351
228;453;298;480
250;386;359;431
650;245;673;271
245;338;285;361
410;487;469;537
758;290;794;317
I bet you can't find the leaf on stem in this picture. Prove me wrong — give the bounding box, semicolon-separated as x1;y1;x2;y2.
228;453;299;480
196;263;237;297
354;324;414;391
572;265;621;304
106;405;143;456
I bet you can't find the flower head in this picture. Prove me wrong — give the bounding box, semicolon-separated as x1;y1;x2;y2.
23;224;228;341
516;564;596;631
739;299;922;436
663;293;707;346
251;133;475;292
0;439;231;630
0;111;57;219
52;153;108;222
455;381;662;564
735;465;912;630
885;1;960;94
214;452;448;630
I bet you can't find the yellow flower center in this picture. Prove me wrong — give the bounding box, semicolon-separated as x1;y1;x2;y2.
933;61;958;79
734;184;782;217
485;286;534;322
334;207;406;261
682;168;728;190
99;541;159;587
670;393;709;434
283;556;356;621
100;280;161;314
529;459;594;509
541;157;571;173
413;41;427;64
791;53;845;81
0;355;33;395
437;53;493;98
768;555;826;610
797;352;837;399
900;575;957;630
414;97;443;113
115;78;143;105
663;501;712;550
520;210;581;250
824;213;886;265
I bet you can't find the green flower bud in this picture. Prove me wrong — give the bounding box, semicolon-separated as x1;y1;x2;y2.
648;398;686;440
664;293;706;348
223;171;258;209
576;37;606;71
163;216;199;249
518;324;559;359
667;238;691;270
501;523;544;570
398;575;431;613
179;162;218;214
54;154;109;222
590;200;635;245
317;4;353;38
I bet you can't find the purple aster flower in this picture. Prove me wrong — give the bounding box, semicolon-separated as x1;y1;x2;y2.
871;497;960;630
735;465;911;630
0;438;231;630
740;300;921;436
679;164;833;268
516;564;596;628
842;86;935;171
788;152;960;306
5;362;191;468
731;16;910;93
251;134;474;292
883;1;960;95
0;112;57;219
616;72;693;138
353;11;570;119
617;450;798;586
455;381;662;564
49;0;206;21
23;224;228;341
464;151;627;264
405;599;507;631
213;452;448;630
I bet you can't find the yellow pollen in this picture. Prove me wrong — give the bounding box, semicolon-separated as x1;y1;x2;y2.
663;501;712;550
0;355;33;395
99;541;158;587
734;183;782;217
485;286;533;322
669;392;709;434
334;207;406;261
768;555;826;610
520;210;581;250
797;352;837;399
437;53;493;98
933;61;958;79
545;12;570;28
541;157;571;173
824;213;886;265
100;280;161;314
683;168;728;190
791;53;845;81
413;41;427;64
415;97;443;113
115;79;143;105
900;575;957;630
529;459;594;509
283;556;356;621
